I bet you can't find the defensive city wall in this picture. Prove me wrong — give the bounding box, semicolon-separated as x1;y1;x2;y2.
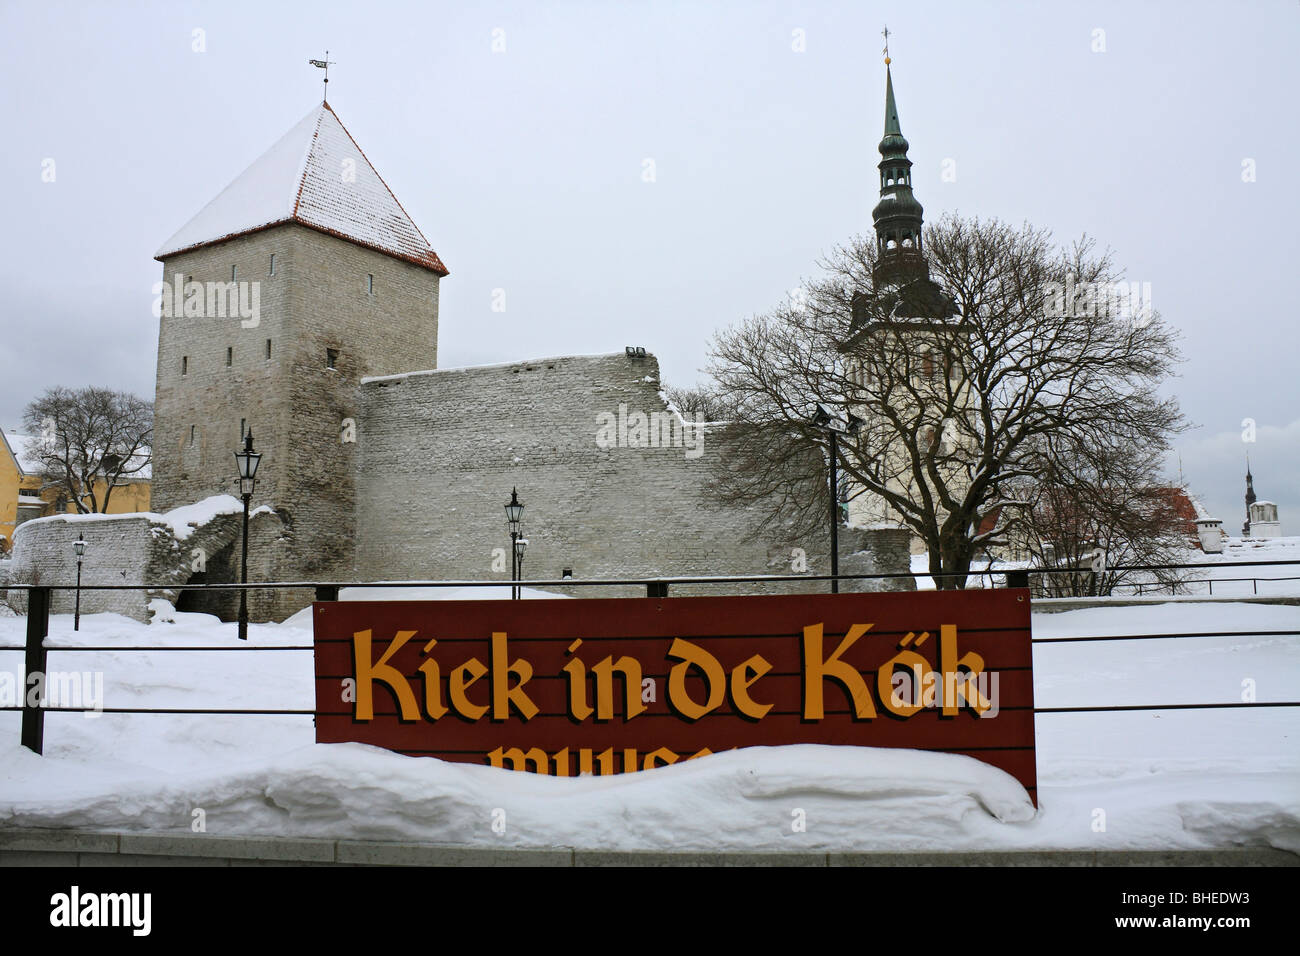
3;500;284;622
5;351;912;622
353;352;911;596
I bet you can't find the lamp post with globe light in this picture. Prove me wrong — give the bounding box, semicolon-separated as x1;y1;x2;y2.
504;488;524;600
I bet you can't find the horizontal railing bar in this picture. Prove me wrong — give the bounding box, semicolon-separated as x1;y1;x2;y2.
1174;577;1300;582
0;707;316;715
3;630;1292;653
1032;630;1299;644
4;558;1298;590
0;645;315;652
3;702;1295;716
1034;701;1300;713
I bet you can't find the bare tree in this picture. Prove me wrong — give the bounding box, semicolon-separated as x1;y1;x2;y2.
662;384;738;423
22;386;153;514
704;215;1186;588
1002;433;1194;597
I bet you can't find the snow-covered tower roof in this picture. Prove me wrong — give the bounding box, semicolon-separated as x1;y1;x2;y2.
155;101;448;275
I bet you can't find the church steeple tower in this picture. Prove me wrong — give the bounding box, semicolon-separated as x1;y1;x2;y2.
1244;458;1257;536
871;61;927;288
848;41;955;334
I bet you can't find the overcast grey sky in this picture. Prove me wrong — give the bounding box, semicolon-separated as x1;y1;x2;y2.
1;0;1295;532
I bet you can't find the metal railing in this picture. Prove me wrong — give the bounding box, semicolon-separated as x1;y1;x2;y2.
3;558;1297;755
1132;575;1300;596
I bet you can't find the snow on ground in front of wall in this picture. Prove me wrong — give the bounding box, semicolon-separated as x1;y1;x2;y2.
278;585;567;627
0;598;1296;852
1185;536;1300;596
911;539;1300;596
911;553;937;590
337;584;568;602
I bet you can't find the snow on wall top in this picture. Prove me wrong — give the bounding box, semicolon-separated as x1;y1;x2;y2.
155;102;447;275
360;352;639;385
13;494;270;540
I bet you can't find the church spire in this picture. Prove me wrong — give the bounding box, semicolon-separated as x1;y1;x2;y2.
848;34;956;334
871;56;927;288
882;66;904;142
1244;457;1257;536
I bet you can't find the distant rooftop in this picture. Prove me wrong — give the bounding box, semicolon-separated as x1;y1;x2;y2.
1;429;40;473
1;428;151;479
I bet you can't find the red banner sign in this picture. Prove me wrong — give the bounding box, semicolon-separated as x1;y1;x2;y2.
313;590;1037;803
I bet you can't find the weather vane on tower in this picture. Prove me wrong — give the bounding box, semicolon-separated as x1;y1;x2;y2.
882;25;891;65
308;51;336;100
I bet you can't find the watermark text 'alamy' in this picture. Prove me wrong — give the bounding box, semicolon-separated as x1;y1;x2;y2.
152;273;261;328
596;403;705;459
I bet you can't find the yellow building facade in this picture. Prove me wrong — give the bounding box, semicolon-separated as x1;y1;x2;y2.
0;429;151;552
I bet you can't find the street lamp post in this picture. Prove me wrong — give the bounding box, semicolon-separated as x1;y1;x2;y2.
73;534;86;631
813;406;861;595
233;430;262;641
504;488;524;600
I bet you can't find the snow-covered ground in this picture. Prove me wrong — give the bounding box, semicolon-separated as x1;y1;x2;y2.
0;590;1296;853
1183;536;1300;597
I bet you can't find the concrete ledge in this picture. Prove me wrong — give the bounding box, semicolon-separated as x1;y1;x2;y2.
829;848;1298;867
0;850;82;866
831;850;1095;867
336;841;571;867
118;833;336;863
0;830;120;854
576;850;826;867
75;852;233;867
0;830;1295;866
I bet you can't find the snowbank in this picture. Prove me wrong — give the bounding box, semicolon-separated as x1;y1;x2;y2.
0;743;1033;849
0;598;1296;852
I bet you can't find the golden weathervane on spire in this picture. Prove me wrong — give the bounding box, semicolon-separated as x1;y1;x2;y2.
882;25;891;65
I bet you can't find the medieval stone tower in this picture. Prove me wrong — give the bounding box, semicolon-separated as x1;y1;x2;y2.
125;94;917;623
152;101;448;596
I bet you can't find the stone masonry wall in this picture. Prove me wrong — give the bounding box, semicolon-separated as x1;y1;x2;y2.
276;226;440;590
353;352;913;596
5;515;161;620
5;507;286;623
154;223;441;616
153;227;293;515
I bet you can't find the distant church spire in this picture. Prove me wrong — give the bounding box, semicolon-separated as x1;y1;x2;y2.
871;52;927;288
1244;456;1257;536
847;35;955;334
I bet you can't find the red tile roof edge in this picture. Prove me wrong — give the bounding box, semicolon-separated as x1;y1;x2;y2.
154;218;449;276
